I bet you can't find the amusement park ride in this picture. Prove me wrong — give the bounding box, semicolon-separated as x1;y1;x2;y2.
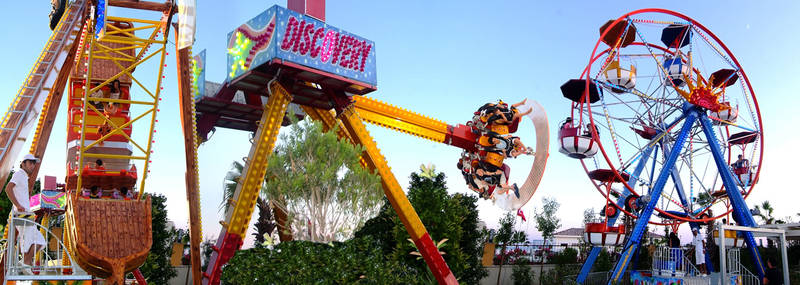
193;2;549;284
0;0;195;283
559;9;766;284
0;0;549;284
0;1;771;284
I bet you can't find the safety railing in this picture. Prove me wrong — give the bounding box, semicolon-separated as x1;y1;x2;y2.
652;246;701;277
726;248;760;285
3;211;90;281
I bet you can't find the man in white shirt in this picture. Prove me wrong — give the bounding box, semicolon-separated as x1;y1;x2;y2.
692;228;707;275
4;154;47;271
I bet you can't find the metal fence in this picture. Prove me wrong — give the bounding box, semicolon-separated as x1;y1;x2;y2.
493;243;591;265
3;210;90;281
651;246;701;277
562;271;632;285
725;248;760;285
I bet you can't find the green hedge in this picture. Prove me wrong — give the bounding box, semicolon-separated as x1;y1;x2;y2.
221;236;421;284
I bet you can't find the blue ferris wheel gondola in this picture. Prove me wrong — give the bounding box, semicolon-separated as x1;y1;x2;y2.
663;57;689;87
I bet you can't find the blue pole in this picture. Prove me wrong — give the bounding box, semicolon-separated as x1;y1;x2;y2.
608;108;698;284
576;114;685;284
576;145;655;283
660;140;714;269
697;113;765;279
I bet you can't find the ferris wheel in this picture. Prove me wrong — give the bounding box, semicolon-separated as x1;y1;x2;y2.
559;9;762;226
560;9;767;283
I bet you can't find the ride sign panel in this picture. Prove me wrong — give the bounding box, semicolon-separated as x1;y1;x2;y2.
226;5;377;87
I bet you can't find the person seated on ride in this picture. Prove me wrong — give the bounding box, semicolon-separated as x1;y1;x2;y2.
108;80;121;106
486;99;532;126
560;117;573;130
95;159;105;170
120;186;131;200
88;87;106;112
482;131;531;159
583;123;600;138
457;159;486;198
508;136;533;158
81;187;91;198
474;161;520;198
731;154;749;169
89;186;102;199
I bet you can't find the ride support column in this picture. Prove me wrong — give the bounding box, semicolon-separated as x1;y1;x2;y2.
336;103;457;285
175;40;203;285
608;108;698;284
202;81;292;285
577;145;654;282
698;113;765;278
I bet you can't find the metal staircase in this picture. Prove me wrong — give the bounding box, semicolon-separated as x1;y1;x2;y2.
0;0;86;181
2;211;91;282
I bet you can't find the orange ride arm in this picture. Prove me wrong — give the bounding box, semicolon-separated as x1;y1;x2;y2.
300;105;352;140
337;105;457;285
175;40;203;284
202;81;292;285
352;96;478;152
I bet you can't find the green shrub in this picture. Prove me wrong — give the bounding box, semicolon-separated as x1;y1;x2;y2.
221;236;419;284
512;262;534;285
594;248;613;272
552;247;578;265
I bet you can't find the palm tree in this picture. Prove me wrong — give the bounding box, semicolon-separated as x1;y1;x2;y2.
220;161;289;243
695;192;714;207
753;201;776;224
220;161;244;214
252;197;277;247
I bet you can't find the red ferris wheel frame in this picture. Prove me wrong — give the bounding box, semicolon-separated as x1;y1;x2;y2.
573;8;764;225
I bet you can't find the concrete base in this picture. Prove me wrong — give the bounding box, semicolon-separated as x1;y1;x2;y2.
481;264;558;285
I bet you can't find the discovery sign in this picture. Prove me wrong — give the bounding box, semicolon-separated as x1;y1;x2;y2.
226;5;377;87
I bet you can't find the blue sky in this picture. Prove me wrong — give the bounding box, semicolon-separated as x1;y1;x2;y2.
1;1;798;245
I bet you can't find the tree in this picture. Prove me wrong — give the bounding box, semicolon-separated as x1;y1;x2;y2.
138;193;177;283
696;191;714;207
200;238;215;272
534;196;561;281
262;118;383;242
754;200;780;224
534;197;561;244
252;198;277;247
494;211;527;285
221;161;286;242
1;171;15;228
1;170;41;228
354;167;488;284
219;161;243;214
583;207;596;225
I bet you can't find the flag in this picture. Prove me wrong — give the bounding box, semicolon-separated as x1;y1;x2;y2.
517;209;526;222
177;0;196;49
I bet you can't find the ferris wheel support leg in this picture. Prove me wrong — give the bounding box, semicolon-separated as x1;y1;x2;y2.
608;109;698;284
659;140;715;269
698;113;765;279
577;145;655;283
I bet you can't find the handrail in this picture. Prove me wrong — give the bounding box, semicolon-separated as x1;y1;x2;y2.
4;212;90;281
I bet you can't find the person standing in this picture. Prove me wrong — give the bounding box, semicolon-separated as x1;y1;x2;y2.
691;228;707;275
4;154;47;273
763;256;784;284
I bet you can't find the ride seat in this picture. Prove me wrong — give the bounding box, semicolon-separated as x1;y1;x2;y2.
558;126;599;159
